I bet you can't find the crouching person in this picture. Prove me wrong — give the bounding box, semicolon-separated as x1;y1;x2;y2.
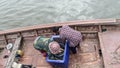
33;36;64;60
48;41;64;60
33;36;52;57
52;25;82;54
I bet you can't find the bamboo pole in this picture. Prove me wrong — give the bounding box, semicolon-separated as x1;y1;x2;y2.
4;37;22;68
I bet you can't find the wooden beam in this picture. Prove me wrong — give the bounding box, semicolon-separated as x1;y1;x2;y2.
98;25;102;32
17;32;21;37
116;19;120;22
0;31;98;41
0;19;117;35
0;45;5;48
4;35;8;45
34;30;38;36
4;37;22;68
81;31;98;34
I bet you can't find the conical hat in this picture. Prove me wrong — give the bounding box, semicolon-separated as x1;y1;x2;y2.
48;41;60;54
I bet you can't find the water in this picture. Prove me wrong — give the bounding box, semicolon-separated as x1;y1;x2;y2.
0;0;120;30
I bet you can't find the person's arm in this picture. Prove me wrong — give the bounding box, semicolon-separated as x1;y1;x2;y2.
59;28;66;41
69;41;75;47
40;50;47;57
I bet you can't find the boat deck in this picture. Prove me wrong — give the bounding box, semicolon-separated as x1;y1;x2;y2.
0;19;119;68
18;37;103;68
99;31;120;68
0;49;9;68
0;36;103;68
20;39;52;68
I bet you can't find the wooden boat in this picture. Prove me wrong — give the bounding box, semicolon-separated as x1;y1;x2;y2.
0;19;120;68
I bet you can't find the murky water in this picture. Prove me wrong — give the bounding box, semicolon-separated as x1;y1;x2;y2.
0;0;120;30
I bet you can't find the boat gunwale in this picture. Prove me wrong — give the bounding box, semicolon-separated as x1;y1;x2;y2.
0;19;119;35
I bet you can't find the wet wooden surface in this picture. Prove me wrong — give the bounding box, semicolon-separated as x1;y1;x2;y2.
1;21;119;68
19;39;52;68
0;49;9;68
99;31;120;68
0;19;117;35
5;37;22;68
18;37;103;68
68;39;103;68
0;34;103;68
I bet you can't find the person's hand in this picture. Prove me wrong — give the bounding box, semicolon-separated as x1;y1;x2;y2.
42;52;47;57
40;50;47;57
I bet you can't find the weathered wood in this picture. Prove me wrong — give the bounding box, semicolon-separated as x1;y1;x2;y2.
34;30;38;36
0;19;117;35
81;31;98;33
4;37;22;68
0;19;119;68
98;31;120;68
98;25;102;32
4;35;8;45
0;31;98;42
17;32;21;37
0;45;5;48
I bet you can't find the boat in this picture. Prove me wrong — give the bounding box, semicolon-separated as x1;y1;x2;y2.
0;19;120;68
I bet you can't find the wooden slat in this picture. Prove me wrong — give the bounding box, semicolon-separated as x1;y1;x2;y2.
81;31;98;34
116;19;120;22
4;37;22;68
4;35;8;45
98;31;120;68
34;30;38;36
0;31;98;41
0;19;117;35
98;25;102;32
0;45;5;48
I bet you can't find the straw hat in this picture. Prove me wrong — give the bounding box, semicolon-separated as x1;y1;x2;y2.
48;41;61;54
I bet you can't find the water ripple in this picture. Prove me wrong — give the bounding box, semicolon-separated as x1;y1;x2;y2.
0;0;120;30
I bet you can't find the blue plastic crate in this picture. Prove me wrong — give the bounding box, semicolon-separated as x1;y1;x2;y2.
46;35;69;68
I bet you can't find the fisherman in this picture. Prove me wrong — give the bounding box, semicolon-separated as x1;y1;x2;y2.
33;36;64;59
52;25;82;54
33;36;52;57
48;41;64;60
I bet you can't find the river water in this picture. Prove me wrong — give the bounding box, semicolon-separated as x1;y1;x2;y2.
0;0;120;30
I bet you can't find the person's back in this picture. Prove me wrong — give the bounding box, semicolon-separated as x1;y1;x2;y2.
59;25;82;47
52;25;82;54
33;36;52;56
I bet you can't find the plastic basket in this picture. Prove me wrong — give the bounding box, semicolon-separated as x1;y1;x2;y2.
46;35;69;68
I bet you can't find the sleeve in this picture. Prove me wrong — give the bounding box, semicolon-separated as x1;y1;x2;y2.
69;41;75;47
59;28;66;41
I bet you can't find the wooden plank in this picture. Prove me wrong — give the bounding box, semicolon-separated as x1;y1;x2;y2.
4;35;8;45
98;25;102;32
0;31;98;41
4;37;22;68
116;19;120;22
0;45;5;48
98;31;120;68
81;31;98;34
34;30;38;36
0;19;117;35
